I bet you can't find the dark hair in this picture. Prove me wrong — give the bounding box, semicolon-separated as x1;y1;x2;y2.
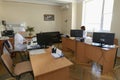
81;26;85;30
2;20;6;26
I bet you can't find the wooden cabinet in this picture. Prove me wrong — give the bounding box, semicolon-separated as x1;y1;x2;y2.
62;37;76;52
76;42;88;63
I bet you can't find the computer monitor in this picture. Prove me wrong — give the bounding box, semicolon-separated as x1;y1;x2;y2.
70;30;83;37
2;30;14;37
92;32;115;46
36;33;52;48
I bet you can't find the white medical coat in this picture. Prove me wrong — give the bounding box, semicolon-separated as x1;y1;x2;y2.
14;33;27;51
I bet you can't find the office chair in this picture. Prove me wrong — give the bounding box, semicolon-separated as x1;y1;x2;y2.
4;40;29;61
3;40;16;57
1;53;34;80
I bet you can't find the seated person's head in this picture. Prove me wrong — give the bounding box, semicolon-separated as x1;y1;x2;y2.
18;27;25;35
81;26;86;31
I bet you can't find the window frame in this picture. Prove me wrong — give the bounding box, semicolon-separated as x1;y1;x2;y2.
82;0;114;32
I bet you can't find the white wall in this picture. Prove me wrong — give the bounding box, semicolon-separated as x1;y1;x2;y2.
0;0;3;20
71;2;83;29
111;0;120;56
72;2;77;29
76;2;82;29
1;1;79;36
2;1;63;36
61;4;72;35
61;2;82;35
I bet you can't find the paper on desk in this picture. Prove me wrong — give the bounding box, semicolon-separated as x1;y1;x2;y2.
51;53;60;58
51;48;64;58
29;49;46;55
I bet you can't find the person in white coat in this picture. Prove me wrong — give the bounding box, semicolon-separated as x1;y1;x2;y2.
14;27;27;51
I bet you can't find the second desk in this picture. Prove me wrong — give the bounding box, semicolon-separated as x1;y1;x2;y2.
62;37;117;73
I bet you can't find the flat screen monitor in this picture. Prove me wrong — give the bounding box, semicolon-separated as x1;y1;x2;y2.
70;30;83;37
2;30;14;37
92;32;115;45
36;33;52;48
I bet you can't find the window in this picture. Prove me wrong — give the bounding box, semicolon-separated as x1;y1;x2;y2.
82;0;114;32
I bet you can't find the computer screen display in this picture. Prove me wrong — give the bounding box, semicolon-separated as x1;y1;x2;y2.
36;33;52;48
2;30;14;37
70;30;83;37
92;32;115;45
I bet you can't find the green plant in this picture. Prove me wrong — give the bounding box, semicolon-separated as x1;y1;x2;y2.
26;26;34;36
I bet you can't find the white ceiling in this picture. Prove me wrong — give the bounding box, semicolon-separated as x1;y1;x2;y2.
4;0;83;6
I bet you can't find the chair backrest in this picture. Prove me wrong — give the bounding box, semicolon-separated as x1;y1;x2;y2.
4;40;13;53
0;41;4;56
3;45;10;55
1;53;14;77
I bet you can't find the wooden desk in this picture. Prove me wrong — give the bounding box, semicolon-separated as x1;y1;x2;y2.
62;37;117;73
30;48;73;80
62;37;76;52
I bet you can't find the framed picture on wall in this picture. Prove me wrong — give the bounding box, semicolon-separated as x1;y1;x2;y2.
44;14;55;21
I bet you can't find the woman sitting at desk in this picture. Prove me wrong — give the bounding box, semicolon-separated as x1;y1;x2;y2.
14;27;27;51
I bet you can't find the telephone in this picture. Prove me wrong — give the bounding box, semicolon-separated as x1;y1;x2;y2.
51;46;64;58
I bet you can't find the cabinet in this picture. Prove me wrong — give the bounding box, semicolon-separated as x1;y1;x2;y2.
62;37;118;73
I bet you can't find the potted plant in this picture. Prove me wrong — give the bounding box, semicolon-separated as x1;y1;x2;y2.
26;26;34;37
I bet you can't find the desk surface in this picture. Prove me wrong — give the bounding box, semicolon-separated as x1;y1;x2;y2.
30;48;73;77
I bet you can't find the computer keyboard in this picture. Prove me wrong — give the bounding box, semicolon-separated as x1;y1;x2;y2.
102;45;115;48
92;43;101;47
27;44;41;50
92;43;115;48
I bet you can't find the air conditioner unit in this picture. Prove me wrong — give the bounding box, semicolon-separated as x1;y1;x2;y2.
61;4;69;10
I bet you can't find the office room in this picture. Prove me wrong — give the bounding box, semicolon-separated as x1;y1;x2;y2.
0;0;120;80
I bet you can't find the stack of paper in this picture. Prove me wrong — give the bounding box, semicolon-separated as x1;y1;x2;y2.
51;48;64;58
